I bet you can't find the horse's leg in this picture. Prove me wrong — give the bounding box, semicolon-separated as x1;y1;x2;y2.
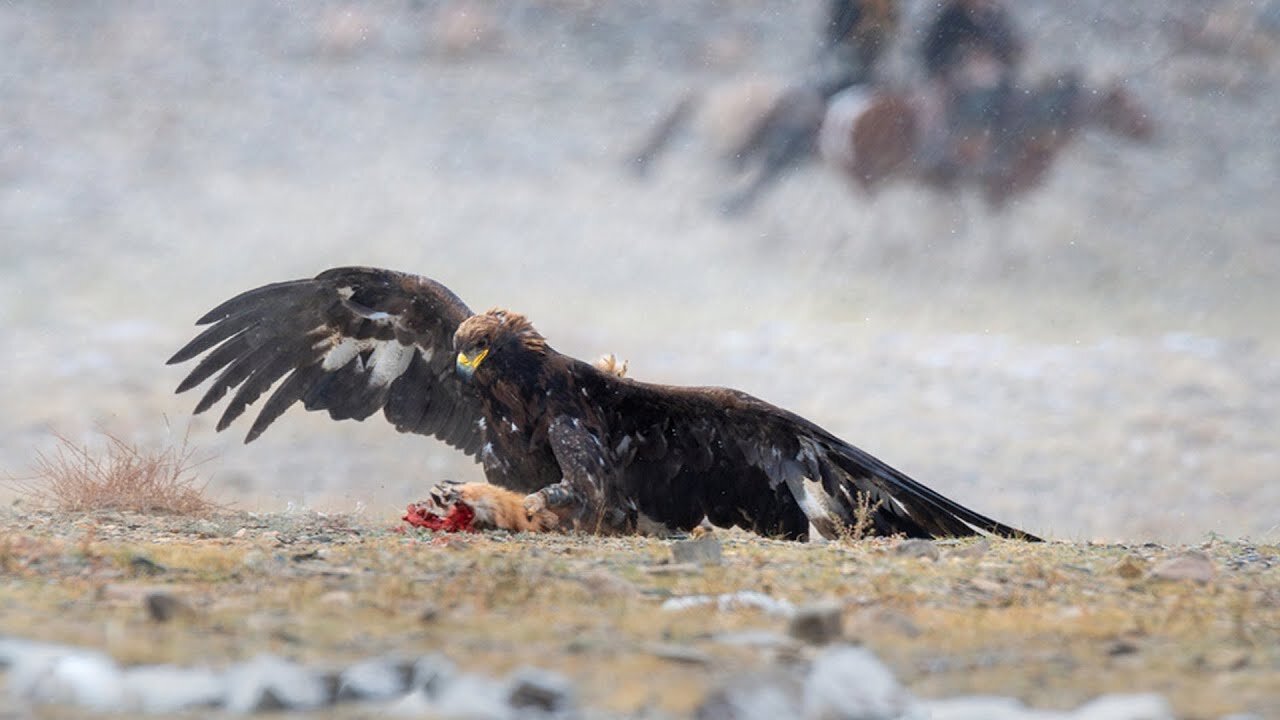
719;89;825;215
627;90;700;177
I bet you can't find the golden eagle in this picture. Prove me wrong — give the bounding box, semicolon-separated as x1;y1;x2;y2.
169;266;1036;541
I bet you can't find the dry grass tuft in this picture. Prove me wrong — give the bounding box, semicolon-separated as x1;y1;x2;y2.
7;432;217;516
841;491;884;542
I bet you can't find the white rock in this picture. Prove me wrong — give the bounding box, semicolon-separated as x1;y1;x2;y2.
433;672;513;720
121;665;225;713
802;645;912;720
336;656;412;701
223;654;330;712
411;653;457;696
1071;693;1174;720
917;695;1049;720
698;676;800;720
9;649;127;711
506;666;574;712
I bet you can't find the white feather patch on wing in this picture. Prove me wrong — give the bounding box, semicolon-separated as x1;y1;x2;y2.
320;336;370;371
367;340;414;387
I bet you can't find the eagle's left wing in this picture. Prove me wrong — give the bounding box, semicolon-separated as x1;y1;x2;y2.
168;266;485;455
592;374;1037;541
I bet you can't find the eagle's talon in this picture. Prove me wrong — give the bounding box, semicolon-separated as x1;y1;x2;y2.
523;492;548;521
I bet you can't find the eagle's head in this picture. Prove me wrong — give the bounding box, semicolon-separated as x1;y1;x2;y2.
454;309;547;384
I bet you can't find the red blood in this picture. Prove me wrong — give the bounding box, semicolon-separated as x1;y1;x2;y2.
402;501;478;533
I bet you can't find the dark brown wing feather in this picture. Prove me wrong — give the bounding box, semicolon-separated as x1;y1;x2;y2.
168;266;485;454
581;366;1036;541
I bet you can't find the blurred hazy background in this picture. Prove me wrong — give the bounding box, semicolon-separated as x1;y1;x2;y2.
2;0;1277;543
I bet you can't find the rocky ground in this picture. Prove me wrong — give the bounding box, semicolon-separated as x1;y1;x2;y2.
0;508;1276;718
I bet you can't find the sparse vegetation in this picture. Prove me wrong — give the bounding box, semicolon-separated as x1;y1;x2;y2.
842;491;884;542
6;432;217;516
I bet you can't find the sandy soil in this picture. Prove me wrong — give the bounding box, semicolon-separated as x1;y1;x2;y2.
2;1;1278;543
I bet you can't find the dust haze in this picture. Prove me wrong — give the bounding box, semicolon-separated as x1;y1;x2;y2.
2;1;1277;543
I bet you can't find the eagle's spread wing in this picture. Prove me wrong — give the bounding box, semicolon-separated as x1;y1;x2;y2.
593;373;1033;540
168;266;484;454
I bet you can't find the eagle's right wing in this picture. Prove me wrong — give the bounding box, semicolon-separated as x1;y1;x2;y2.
168;266;485;455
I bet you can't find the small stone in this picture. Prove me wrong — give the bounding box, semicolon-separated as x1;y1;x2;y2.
645;643;713;665
788;601;844;645
335;656;413;701
643;562;704;575
129;555;167;576
410;653;457;697
698;674;801;720
432;672;512;720
418;604;441;623
223;654;330;712
1107;640;1140;657
672;536;723;566
1149;551;1216;584
895;538;940;560
121;665;225;713
233;528;249;538
576;569;639;597
1070;692;1173;720
968;577;1006;595
948;538;991;559
802;645;912;720
146;592;194;623
1114;556;1147;579
506;666;574;712
319;590;355;608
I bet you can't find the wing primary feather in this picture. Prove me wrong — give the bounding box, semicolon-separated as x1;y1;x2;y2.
246;365;325;443
167;322;250;366
192;344;276;416
216;353;306;432
194;280;315;325
175;333;253;396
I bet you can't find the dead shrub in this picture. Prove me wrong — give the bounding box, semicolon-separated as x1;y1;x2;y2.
840;491;884;543
7;431;217;516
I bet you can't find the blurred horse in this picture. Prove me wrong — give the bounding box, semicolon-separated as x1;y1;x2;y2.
818;72;1155;207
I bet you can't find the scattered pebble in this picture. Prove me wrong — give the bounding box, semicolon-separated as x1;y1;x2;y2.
506;666;574;712
334;656;413;702
1114;556;1147;579
896;538;941;560
1149;550;1216;583
9;648;126;711
671;536;724;566
803;645;913;720
948;538;991;559
223;654;329;713
916;694;1032;720
788;600;844;645
120;665;225;713
1070;693;1173;720
145;592;194;623
0;634;1183;719
662;591;796;617
645;643;713;665
698;673;801;720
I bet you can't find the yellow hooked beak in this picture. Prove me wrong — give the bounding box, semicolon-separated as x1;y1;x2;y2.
455;348;489;380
